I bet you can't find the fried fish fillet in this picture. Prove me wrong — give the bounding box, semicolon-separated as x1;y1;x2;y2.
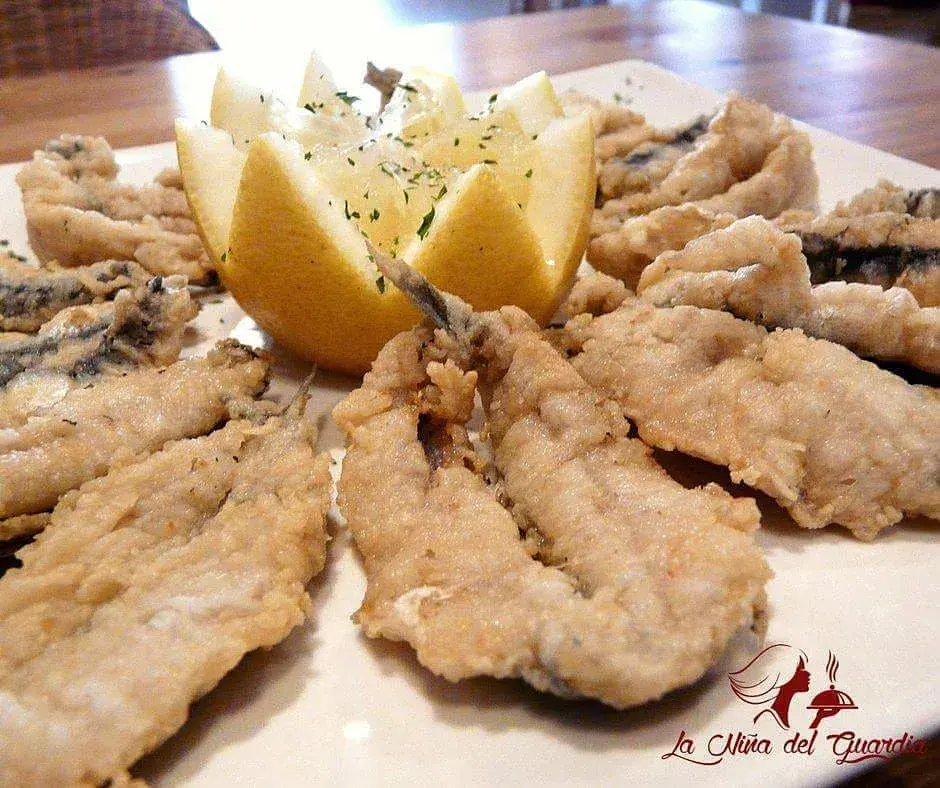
16;135;214;284
638;216;940;374
0;255;150;333
594;93;817;220
588;95;817;287
0;275;195;390
831;180;939;220
0;402;331;787
563;274;940;539
335;256;769;709
775;203;940;307
560;90;669;162
0;340;270;520
588;203;737;289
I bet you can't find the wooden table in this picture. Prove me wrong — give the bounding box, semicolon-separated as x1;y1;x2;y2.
0;0;938;167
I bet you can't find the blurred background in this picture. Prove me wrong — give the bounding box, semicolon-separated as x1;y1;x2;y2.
0;0;936;78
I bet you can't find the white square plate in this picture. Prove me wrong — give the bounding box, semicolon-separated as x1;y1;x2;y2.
1;60;936;787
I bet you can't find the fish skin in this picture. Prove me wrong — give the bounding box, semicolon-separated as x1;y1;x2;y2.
0;340;270;518
0;256;150;333
0;405;330;786
0;275;195;388
638;216;940;374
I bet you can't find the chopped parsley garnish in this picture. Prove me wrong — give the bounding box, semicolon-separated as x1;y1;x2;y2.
303;101;325;113
482;159;497;165
347;157;356;166
335;91;360;105
399;83;417;93
488;93;497;104
260;94;265;103
403;190;410;204
304;151;312;160
481;134;493;141
531;133;539;140
417;206;435;240
369;208;380;221
379;163;394;178
220;251;227;262
454;137;460;146
524;168;533;178
436;184;447;200
376;275;386;293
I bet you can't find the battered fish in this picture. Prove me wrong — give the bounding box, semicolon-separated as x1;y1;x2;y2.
638;217;940;374
16;135;214;284
335;256;769;708
588;203;736;289
0;255;150;332
560;90;668;162
0;399;331;786
563;274;940;539
0;275;195;389
831;180;939;220
589;95;817;286
595;94;817;219
597;114;711;200
0;340;270;519
775;203;940;307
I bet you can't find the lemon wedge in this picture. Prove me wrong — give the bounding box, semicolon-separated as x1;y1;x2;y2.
177;57;595;374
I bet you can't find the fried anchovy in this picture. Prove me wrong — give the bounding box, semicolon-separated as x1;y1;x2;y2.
0;275;195;387
0;339;270;518
638;216;940;374
0;256;150;332
337;256;768;708
0;398;330;786
16;135;214;284
776;196;940;306
563;274;940;539
597;114;710;200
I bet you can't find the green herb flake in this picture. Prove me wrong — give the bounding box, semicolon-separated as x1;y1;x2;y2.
369;208;380;222
524;168;533;178
375;275;386;293
403;190;410;204
344;200;352;220
488;93;497;104
436;184;447;200
347;157;356;166
335;91;360;106
416;206;436;240
304;151;312;161
483;159;497;165
453;137;460;147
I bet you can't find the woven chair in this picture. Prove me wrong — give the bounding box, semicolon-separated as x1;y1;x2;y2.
0;0;218;78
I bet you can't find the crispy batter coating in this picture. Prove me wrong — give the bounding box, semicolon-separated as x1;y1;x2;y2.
832;180;939;219
16;136;214;284
0;340;270;518
638;216;940;374
0;405;330;786
0;275;195;389
775;199;940;307
0;256;150;333
589;204;736;289
336;259;769;709
563;276;940;539
595;94;817;219
587;95;817;286
560;90;668;162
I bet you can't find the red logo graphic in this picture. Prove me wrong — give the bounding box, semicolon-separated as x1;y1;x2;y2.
728;644;856;731
660;643;928;767
728;644;812;730
806;652;857;730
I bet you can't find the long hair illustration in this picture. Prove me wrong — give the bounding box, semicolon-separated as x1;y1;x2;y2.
728;644;810;729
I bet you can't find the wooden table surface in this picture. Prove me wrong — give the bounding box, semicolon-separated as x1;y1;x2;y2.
0;1;938;167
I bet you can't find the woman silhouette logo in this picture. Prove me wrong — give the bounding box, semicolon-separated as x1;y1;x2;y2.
728;644;811;730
